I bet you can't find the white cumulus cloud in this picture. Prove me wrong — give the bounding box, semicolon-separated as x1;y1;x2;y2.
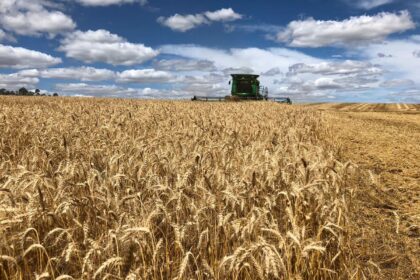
54;83;173;98
0;30;6;41
287;61;383;76
359;35;420;84
160;44;322;74
153;59;216;72
0;44;61;68
0;0;76;37
380;79;415;88
117;69;174;83
158;14;208;32
204;8;242;22
158;8;242;32
17;69;40;78
0;72;39;89
58;29;159;65
313;77;343;89
19;66;177;84
277;11;415;47
273;59;385;100
55;83;133;97
345;0;395;10
40;67;116;81
75;0;147;6
0;30;13;42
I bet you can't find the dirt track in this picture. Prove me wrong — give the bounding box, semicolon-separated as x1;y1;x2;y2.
315;104;420;279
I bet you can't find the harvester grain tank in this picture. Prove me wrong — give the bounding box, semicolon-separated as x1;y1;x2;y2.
191;74;291;104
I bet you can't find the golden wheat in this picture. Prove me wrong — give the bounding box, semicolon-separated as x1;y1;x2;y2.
0;97;365;279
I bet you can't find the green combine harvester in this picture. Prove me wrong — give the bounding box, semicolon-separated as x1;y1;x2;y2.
192;74;292;104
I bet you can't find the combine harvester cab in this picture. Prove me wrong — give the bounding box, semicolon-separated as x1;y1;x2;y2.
229;74;267;100
191;73;291;103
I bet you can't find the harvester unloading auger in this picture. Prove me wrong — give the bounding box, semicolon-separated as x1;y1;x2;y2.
192;74;292;104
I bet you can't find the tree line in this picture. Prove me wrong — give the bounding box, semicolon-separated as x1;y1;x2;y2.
0;87;59;97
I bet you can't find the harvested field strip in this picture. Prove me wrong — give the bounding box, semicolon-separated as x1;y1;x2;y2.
306;103;420;112
333;103;358;110
323;110;420;280
354;104;368;111
372;104;385;111
356;104;371;111
340;103;358;111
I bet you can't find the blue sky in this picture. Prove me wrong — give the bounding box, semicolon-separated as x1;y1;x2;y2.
0;0;419;102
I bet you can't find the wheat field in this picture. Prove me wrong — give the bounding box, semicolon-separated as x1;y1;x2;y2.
0;97;377;279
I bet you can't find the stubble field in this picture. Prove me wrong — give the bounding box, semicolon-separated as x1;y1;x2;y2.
0;97;418;279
